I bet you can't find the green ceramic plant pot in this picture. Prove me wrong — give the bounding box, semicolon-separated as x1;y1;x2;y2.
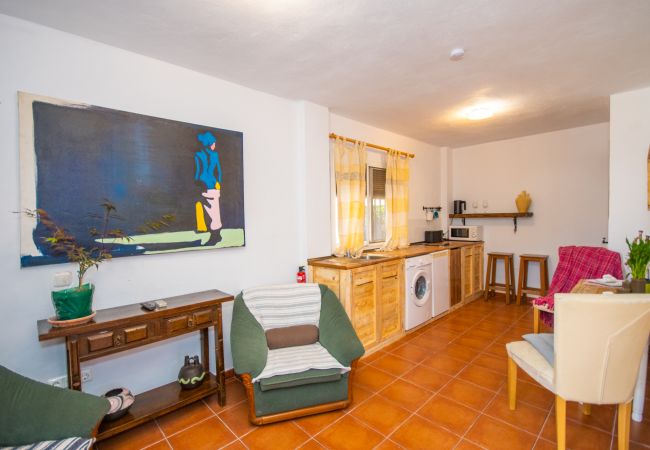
51;283;94;320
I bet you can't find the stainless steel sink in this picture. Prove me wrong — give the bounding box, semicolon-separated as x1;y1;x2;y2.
356;255;386;260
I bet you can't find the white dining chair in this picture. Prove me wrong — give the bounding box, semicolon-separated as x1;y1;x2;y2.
506;293;650;450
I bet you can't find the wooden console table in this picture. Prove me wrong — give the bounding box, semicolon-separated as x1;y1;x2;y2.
37;289;234;441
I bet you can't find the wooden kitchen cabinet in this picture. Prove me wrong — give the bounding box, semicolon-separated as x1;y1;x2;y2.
460;243;484;303
350;266;378;348
449;248;462;306
309;259;404;351
377;260;402;341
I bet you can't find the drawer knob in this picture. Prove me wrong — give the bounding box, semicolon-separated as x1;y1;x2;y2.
114;334;123;347
188;317;195;327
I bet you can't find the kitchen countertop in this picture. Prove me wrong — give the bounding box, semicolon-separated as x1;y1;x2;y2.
308;241;483;269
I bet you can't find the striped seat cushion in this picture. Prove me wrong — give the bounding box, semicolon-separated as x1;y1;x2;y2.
2;437;95;450
242;284;321;330
252;343;349;382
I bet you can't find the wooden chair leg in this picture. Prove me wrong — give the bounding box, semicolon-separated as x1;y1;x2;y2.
540;260;549;296
504;258;511;305
517;258;525;305
618;401;632;450
484;256;492;301
533;307;540;334
507;357;517;410
509;256;516;301
582;403;591;415
490;257;497;297
522;260;529;302
556;396;567;450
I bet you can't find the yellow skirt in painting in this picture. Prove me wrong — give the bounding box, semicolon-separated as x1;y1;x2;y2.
195;202;207;232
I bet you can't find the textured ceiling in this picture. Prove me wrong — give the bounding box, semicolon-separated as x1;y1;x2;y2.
2;0;650;147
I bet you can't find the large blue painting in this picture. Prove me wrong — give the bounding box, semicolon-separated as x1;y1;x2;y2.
19;92;245;267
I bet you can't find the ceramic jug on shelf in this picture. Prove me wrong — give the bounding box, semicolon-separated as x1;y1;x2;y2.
515;191;531;213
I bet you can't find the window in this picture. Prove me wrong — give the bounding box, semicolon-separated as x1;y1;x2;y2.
367;166;386;244
330;151;387;251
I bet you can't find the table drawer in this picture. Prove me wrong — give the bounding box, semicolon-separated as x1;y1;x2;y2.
124;324;149;343
164;308;215;334
166;315;191;333
80;321;158;357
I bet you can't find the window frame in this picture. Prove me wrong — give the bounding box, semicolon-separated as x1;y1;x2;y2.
330;145;387;252
365;165;387;247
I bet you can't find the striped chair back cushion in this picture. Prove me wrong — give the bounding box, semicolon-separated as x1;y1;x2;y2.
242;284;321;330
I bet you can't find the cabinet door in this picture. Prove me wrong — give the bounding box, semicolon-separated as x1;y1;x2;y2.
471;244;484;295
449;248;462;306
461;246;473;302
351;267;378;348
378;261;402;340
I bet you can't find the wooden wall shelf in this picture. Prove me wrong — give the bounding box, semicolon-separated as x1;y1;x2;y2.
449;212;533;232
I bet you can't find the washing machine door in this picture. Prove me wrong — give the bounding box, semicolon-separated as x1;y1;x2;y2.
411;269;431;307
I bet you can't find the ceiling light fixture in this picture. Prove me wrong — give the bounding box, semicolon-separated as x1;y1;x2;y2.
449;48;465;61
464;107;494;120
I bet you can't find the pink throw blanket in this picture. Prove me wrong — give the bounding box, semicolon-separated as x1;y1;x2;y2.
532;246;623;326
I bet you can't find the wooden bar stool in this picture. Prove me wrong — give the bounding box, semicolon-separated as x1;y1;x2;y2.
517;254;549;305
484;252;516;304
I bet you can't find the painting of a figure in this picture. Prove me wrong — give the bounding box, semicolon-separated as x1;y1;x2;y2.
19;92;245;267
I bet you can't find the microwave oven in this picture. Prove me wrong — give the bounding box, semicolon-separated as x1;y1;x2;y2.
448;225;483;241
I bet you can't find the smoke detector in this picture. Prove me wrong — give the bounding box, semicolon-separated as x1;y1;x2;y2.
449;48;465;61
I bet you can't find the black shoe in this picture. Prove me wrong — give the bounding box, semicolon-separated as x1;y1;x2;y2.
205;230;222;246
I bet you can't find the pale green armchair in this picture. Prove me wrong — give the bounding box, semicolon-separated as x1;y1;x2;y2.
0;365;109;448
231;284;364;425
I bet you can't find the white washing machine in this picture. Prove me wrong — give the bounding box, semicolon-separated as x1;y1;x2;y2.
404;253;434;330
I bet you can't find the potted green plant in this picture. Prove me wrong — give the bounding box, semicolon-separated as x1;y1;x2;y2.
626;230;650;293
24;200;174;322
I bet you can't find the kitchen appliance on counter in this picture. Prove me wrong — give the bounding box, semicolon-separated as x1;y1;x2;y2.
453;200;466;214
448;225;483;241
424;230;444;243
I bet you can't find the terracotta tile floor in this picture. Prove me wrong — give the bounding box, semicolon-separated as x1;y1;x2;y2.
97;295;650;450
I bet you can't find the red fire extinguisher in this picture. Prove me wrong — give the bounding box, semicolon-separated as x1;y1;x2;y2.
297;266;306;283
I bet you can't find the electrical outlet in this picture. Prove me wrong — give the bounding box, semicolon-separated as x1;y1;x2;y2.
53;271;72;288
47;369;91;388
81;369;92;383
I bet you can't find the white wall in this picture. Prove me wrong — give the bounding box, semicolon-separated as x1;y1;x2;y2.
0;14;328;395
608;86;650;264
329;115;443;245
452;123;610;286
296;102;332;260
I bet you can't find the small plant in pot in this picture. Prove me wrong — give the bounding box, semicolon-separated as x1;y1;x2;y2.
24;200;174;323
626;230;650;293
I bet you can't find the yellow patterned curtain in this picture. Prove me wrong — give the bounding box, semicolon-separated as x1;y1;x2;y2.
383;149;409;250
334;138;366;257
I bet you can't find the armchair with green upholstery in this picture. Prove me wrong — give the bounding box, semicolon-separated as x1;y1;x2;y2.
0;364;109;448
231;284;365;425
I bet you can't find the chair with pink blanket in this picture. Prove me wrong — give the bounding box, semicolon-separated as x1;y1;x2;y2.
532;246;623;327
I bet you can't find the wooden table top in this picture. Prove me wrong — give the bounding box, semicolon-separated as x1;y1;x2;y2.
533;279;625;313
570;279;625;294
38;289;233;341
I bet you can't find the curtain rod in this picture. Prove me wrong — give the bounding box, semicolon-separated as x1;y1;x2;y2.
329;133;415;159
